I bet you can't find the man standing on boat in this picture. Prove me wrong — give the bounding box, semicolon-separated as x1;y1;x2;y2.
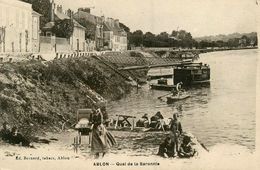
176;82;184;96
169;113;183;156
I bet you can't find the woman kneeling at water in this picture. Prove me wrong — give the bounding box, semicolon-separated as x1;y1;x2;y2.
178;136;196;158
157;136;175;158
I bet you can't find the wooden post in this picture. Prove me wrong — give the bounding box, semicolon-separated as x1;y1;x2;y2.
79;132;81;145
89;132;92;146
73;137;76;153
76;136;79;153
136;79;138;94
115;116;119;129
131;118;135;131
172;66;174;85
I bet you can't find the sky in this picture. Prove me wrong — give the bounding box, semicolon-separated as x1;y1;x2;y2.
55;0;258;37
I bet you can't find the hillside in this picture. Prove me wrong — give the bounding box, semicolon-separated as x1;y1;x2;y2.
195;32;257;42
0;56;147;139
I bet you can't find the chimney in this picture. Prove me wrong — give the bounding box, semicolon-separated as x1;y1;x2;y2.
67;9;73;19
85;8;91;13
70;11;73;20
115;19;120;27
110;18;115;27
56;5;59;13
101;16;105;23
107;18;113;27
106;18;110;27
51;0;55;22
78;8;91;13
57;5;63;13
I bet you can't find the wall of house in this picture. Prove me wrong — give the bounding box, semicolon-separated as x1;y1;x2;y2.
70;27;85;52
95;19;104;50
104;31;113;50
111;34;127;51
0;0;33;53
85;39;95;52
120;36;127;51
32;14;40;53
112;35;121;51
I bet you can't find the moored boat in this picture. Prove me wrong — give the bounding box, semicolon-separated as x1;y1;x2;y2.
166;94;190;104
150;84;175;91
174;63;210;86
150;78;176;91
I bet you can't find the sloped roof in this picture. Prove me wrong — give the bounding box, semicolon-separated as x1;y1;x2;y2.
55;12;85;30
32;10;42;17
104;21;126;36
73;20;86;30
55;11;70;20
73;11;101;25
42;21;55;30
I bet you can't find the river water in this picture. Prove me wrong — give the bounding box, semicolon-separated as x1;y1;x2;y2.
107;49;257;154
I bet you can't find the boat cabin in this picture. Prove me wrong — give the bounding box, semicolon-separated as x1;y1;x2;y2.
174;63;210;86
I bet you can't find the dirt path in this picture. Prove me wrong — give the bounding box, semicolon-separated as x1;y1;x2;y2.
0;129;257;170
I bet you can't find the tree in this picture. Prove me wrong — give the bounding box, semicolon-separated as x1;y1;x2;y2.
52;19;74;38
143;32;156;47
171;30;178;37
129;30;143;47
240;35;251;46
76;18;96;40
21;0;52;29
170;30;195;48
227;38;240;47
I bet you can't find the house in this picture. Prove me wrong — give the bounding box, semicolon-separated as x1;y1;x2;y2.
41;2;86;52
55;7;86;52
0;0;41;54
103;18;127;51
73;8;104;50
32;11;41;53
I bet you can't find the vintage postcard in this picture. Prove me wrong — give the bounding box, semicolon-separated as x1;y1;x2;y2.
0;0;259;169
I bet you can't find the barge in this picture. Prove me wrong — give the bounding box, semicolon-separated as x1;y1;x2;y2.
174;63;210;86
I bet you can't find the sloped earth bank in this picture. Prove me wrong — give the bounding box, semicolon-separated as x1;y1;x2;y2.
0;57;147;138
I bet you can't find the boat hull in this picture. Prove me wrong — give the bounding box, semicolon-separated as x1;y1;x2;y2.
150;84;175;91
166;95;190;104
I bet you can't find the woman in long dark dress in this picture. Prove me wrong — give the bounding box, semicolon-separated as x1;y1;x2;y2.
169;113;182;155
90;108;116;158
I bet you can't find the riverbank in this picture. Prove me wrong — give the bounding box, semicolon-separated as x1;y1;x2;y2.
145;46;257;54
0;129;257;170
0;54;147;139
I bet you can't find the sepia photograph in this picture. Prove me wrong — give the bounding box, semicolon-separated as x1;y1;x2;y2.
0;0;259;169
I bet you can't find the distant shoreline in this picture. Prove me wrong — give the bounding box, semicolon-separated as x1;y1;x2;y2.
141;46;258;54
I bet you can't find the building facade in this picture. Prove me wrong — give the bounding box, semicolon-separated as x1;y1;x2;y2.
103;18;127;51
55;5;86;52
0;0;40;54
69;19;86;52
41;3;87;52
32;11;41;53
73;8;104;50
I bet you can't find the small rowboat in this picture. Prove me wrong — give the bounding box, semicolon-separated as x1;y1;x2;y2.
166;94;190;104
